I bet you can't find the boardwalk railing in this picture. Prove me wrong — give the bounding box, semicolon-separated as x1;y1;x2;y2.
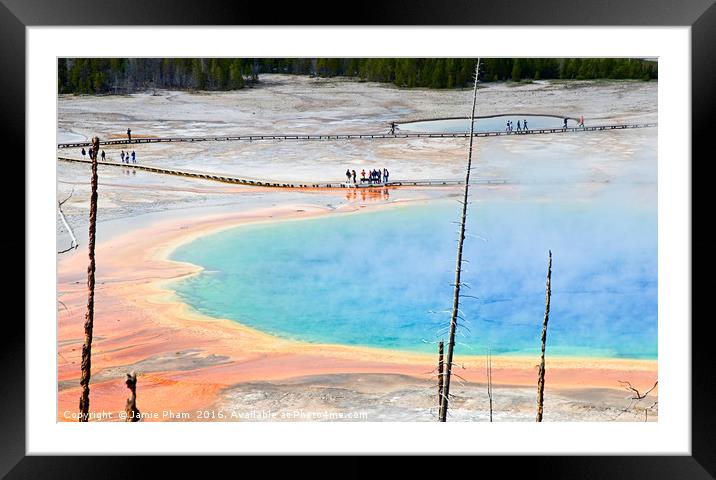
56;156;511;189
57;123;657;149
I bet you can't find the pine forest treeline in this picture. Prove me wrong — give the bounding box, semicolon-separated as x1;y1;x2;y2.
58;58;657;95
58;58;257;95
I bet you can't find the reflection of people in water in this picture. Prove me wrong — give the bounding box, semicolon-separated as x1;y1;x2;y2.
346;187;390;202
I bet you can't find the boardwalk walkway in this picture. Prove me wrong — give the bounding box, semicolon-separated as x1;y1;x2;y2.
57;122;657;149
56;156;510;189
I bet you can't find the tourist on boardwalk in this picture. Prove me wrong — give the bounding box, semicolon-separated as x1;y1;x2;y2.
132;151;136;163
390;122;395;135
517;120;522;132
121;150;125;163
361;169;366;180
346;169;351;183
563;118;568;130
352;170;357;183
81;147;86;157
523;119;528;131
101;150;106;161
579;115;585;127
127;128;132;144
506;121;510;133
383;168;389;183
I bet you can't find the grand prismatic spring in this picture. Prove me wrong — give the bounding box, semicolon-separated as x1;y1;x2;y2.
57;64;659;422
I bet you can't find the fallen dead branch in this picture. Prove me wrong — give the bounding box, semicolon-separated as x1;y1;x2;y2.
613;380;659;421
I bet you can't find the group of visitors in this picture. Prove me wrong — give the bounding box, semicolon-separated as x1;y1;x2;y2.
79;127;139;164
82;146;137;163
345;167;390;185
505;119;529;133
120;150;137;164
503;116;586;133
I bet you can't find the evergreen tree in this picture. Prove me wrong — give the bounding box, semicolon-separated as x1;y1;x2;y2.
191;59;205;90
58;58;68;93
511;59;522;82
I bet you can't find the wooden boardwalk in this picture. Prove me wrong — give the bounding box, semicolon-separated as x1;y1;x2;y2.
57;122;657;149
56;156;511;189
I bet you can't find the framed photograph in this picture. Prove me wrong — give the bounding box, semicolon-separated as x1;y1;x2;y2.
9;0;712;476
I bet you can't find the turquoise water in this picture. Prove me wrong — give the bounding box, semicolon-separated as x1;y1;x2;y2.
170;197;657;359
399;115;578;134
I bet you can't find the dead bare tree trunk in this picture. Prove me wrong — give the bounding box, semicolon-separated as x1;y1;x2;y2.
125;371;140;422
439;59;481;422
57;189;78;254
79;136;100;422
437;340;444;418
536;250;552;422
487;348;493;422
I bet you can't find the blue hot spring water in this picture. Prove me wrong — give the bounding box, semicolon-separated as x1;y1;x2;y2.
398;115;579;134
169;197;657;359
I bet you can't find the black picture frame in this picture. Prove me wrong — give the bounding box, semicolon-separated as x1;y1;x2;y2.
6;0;712;477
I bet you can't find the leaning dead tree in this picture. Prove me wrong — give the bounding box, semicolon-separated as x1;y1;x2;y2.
125;371;140;422
536;250;552;422
57;189;78;254
439;59;481;422
487;348;493;422
79;136;100;422
437;341;445;418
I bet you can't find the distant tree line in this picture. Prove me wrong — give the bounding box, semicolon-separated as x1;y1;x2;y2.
58;58;258;95
296;58;658;86
58;58;657;94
